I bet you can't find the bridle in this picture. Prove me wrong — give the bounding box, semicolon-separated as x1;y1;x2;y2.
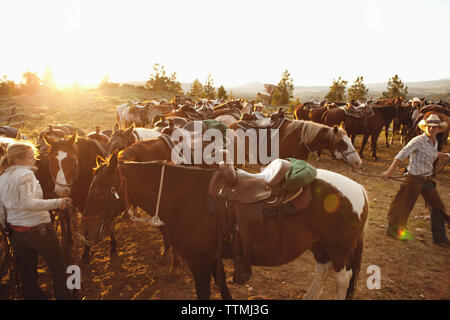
79;164;130;245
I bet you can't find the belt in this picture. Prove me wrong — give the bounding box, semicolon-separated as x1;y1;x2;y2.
8;222;51;233
407;174;433;181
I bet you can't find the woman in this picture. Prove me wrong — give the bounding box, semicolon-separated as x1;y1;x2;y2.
0;142;72;299
381;114;450;247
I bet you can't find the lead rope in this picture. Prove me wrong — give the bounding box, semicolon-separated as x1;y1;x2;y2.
149;165;165;227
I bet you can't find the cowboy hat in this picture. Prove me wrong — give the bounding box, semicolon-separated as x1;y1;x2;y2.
418;113;448;132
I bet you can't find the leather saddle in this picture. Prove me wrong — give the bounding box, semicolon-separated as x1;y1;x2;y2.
342;105;374;118
180;105;205;120
209;157;312;285
238;110;286;130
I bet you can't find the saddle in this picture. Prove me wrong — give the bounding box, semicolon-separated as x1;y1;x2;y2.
129;104;147;114
238;110;286;130
209;157;312;285
342;105;374;118
180;105;205;120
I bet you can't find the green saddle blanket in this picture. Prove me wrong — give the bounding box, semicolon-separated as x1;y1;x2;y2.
283;158;317;191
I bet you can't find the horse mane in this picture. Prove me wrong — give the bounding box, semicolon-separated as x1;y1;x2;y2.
281;120;340;145
75;137;107;169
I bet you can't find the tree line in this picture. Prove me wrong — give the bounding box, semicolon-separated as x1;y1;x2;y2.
324;74;408;103
0;64;410;105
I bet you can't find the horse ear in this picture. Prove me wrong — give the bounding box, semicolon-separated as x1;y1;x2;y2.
108;150;119;169
96;155;106;167
126;124;135;137
113;123;119;133
43;134;56;146
333;125;339;134
15;130;22;140
67;132;78;145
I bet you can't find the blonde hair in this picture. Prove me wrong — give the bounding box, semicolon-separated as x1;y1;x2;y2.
0;141;38;175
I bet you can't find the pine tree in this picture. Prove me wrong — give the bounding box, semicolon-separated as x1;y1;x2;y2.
203;73;216;99
272;70;294;106
217;85;228;100
189;79;203;100
21;71;41;94
325;76;348;102
348;76;369;102
382;74;408;99
145;63;182;94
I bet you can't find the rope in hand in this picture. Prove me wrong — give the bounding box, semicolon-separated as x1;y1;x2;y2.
350;167;425;184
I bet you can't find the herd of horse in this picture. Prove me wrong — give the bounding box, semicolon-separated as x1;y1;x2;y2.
0;96;448;300
295;98;450;161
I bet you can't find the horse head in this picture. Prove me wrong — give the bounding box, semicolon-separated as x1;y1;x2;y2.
43;132;79;197
80;151;124;246
327;126;362;169
107;123;135;154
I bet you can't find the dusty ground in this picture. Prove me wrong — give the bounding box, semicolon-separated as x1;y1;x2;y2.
2;136;450;300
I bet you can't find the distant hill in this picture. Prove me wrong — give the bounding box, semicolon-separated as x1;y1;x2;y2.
122;78;450;102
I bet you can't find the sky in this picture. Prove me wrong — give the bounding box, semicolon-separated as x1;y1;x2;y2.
0;0;449;88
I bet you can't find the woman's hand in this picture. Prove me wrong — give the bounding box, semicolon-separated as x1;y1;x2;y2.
58;197;73;209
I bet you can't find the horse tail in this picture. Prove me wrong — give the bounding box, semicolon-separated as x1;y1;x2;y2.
345;231;364;300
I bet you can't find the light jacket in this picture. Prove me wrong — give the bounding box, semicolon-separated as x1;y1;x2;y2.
0;165;61;228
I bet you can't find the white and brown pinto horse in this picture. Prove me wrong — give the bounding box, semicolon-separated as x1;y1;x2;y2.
81;153;368;299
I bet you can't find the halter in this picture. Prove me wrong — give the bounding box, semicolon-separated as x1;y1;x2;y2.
79;163;129;244
329;134;359;166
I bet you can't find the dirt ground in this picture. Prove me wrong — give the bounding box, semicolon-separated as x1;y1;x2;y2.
3;136;450;300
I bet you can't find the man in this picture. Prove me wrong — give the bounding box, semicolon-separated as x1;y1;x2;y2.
410;97;422;129
381;113;450;247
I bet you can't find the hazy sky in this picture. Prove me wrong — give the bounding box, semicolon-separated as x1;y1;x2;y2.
1;0;449;88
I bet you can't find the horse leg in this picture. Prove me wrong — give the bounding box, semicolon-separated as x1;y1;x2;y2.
159;226;173;266
304;261;332;300
334;235;364;300
371;133;380;161
335;267;353;300
385;124;390;148
81;245;91;263
188;258;213;300
110;229;117;256
390;122;397;146
211;259;232;300
304;243;331;300
359;134;370;159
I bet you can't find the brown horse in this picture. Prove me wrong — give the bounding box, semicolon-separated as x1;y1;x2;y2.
391;103;413;147
372;97;404;148
322;106;389;160
81;152;368;299
310;103;338;123
228;117;362;168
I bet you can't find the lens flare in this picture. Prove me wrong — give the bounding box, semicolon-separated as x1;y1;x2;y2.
397;228;413;241
323;193;340;214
